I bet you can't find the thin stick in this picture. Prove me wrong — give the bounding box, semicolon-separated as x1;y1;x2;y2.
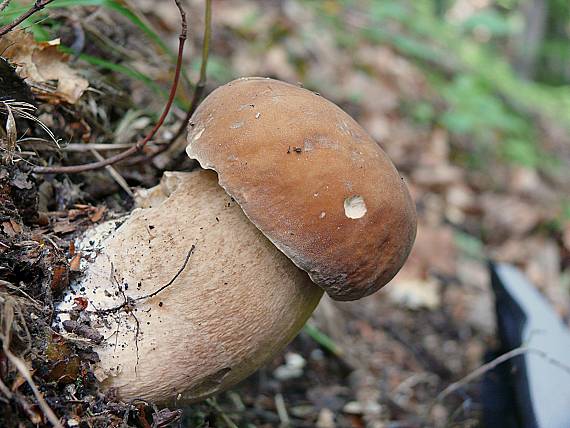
0;0;12;13
32;0;188;174
89;148;134;198
1;303;64;428
192;0;212;117
275;393;291;427
19;141;159;152
0;0;55;37
88;245;195;315
433;346;570;407
169;0;212;140
134;245;195;301
130;0;212;165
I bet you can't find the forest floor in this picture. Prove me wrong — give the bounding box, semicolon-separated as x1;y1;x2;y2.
1;1;569;427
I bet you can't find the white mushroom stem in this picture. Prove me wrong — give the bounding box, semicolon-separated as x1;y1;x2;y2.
57;170;323;403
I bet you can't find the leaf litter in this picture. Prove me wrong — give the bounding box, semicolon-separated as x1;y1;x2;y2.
0;1;569;427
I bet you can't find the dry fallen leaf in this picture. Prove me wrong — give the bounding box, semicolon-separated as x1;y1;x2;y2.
50;264;69;293
69;252;82;272
1;220;20;237
9;219;22;234
89;206;106;223
53;220;77;235
481;194;543;242
0;31;88;104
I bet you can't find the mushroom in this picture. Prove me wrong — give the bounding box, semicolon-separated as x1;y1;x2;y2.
187;77;416;300
57;77;416;403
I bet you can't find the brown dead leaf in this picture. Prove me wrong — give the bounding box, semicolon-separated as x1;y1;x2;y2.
45;356;81;385
0;31;88;104
11;371;28;392
67;209;86;221
387;223;456;310
446;184;480;221
69;252;81;272
73;297;88;311
400;223;457;278
1;220;19;237
89;206;106;223
509;166;558;203
53;220;77;234
9;219;22;234
481;194;543;242
50;264;69;293
24;404;43;425
412;164;463;190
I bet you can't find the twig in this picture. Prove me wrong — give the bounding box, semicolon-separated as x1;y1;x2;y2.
1;302;64;428
432;346;570;408
19;141;160;152
181;0;212;131
206;398;239;428
31;0;188;174
0;0;12;14
274;393;291;427
89;148;134;198
91;245;195;315
0;0;55;37
161;0;212;147
130;0;212;166
134;245;195;301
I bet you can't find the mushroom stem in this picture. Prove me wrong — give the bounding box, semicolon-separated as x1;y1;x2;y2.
57;170;322;403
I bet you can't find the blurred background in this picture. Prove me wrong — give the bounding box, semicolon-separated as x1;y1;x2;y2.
1;0;570;427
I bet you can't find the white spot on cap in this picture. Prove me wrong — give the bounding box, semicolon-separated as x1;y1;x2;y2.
230;121;244;129
344;196;367;219
255;112;261;119
319;212;326;219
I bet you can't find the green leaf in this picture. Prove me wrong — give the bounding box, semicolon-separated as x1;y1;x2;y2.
1;0;173;58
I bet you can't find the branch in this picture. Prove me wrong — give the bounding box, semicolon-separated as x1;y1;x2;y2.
86;245;195;315
0;0;13;14
31;0;188;174
1;301;64;428
430;345;570;412
0;0;55;37
166;0;212;146
128;0;212;165
134;245;195;301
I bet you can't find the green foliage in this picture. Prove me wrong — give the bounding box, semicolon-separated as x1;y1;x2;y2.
304;0;570;171
303;322;343;357
0;0;191;103
460;9;514;37
1;0;171;56
197;55;235;85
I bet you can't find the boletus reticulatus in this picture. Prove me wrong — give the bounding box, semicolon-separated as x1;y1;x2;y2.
57;77;417;403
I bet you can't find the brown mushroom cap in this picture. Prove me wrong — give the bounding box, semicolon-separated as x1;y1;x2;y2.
187;77;417;300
